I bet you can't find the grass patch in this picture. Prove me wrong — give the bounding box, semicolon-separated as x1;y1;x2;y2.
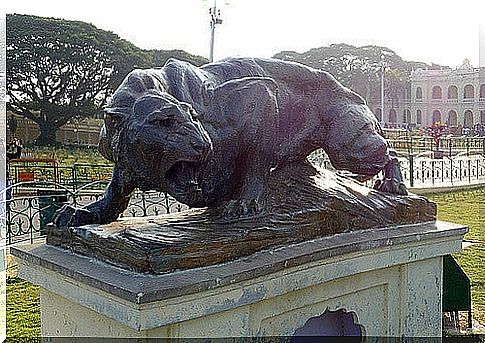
22;145;110;166
454;245;485;326
6;277;40;339
428;188;485;327
428;189;484;242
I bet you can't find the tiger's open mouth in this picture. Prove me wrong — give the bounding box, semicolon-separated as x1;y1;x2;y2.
165;161;204;199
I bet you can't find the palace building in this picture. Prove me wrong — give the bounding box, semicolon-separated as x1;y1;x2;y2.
369;60;485;129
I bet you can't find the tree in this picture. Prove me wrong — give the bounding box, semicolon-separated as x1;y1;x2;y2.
6;14;149;145
147;49;208;67
273;43;435;105
385;68;408;109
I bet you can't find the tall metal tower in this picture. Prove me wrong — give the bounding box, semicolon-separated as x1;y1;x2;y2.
208;0;223;62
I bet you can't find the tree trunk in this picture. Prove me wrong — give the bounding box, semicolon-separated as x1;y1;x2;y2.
35;122;59;146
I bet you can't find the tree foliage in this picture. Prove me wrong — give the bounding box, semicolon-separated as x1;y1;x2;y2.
273;43;436;104
7;14;151;144
147;49;208;67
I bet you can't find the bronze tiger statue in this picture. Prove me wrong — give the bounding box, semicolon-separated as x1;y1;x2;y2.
54;57;407;228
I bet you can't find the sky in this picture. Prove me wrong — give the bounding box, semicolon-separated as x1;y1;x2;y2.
2;0;485;68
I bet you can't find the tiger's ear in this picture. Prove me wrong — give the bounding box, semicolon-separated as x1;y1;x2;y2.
104;107;127;118
103;107;128;137
200;81;215;107
98;124;115;162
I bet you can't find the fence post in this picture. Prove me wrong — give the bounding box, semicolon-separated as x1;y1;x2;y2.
459;160;463;181
477;159;480;180
421;160;425;184
441;160;444;183
28;197;34;244
165;192;170;214
73;164;78;191
6;200;12;246
468;159;471;184
141;192;147;217
409;154;414;188
450;159;453;185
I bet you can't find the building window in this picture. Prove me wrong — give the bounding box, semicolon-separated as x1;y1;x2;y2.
448;85;458;99
464;84;475;99
464;110;474;128
416;87;423;99
480;84;485;99
448;110;457;126
416;110;422;124
389;109;397;123
374;108;382;121
432;86;442;99
432;110;441;124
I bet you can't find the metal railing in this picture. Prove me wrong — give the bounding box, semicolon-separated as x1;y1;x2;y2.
310;150;485;189
400;155;485;188
0;181;188;246
2;137;484;247
8;162;113;191
387;136;485;157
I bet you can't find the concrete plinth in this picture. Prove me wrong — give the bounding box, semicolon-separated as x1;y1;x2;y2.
12;221;466;338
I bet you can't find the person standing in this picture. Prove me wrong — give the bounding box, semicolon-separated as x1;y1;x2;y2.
6;138;23;200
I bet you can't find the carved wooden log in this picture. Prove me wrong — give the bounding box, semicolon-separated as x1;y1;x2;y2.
47;162;435;274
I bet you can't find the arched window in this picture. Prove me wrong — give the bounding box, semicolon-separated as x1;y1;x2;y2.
464;84;475;99
374;108;382;121
464;110;474;127
416;87;423;99
416;110;422;124
432;110;441;124
448;85;458;99
432;86;442;99
389;109;397;123
448;110;457;126
480;84;485;98
481;111;485;124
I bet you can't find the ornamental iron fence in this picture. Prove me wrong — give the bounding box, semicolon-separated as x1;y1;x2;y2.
388;136;484;158
0;181;188;247
2;136;485;247
8;161;113;191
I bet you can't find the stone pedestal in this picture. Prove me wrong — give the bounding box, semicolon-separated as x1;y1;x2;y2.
12;221;466;338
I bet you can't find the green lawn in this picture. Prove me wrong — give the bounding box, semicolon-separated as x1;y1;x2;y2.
428;188;485;326
6;188;485;338
428;189;484;242
6;277;40;339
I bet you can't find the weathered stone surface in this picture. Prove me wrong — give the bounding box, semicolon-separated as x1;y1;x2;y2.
12;220;466;337
15;221;465;305
47;162;436;274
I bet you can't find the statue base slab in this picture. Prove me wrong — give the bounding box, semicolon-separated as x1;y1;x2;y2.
47;166;436;274
12;221;466;338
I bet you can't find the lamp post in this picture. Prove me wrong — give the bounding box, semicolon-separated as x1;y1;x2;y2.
380;56;386;128
208;0;223;62
74;128;79;144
